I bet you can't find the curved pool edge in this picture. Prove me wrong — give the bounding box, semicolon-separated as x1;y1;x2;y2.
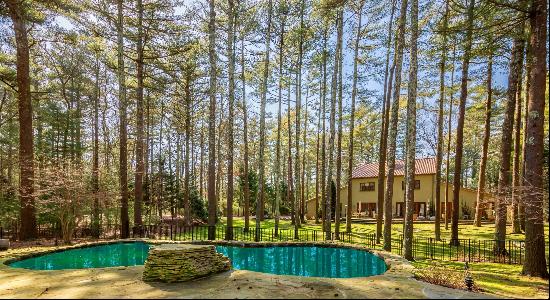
1;239;413;278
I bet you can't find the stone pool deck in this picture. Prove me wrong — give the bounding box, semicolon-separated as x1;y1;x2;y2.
0;239;498;299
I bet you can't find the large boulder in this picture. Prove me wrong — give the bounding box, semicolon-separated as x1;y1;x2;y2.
143;244;231;283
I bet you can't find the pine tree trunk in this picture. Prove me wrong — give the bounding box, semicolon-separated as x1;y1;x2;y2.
176;133;182;214
168;129;175;218
519;34;531;232
301;93;308;224
376;0;395;241
315;86;321;224
134;0;145;234
450;0;475;246
103;66;112;176
434;0;448;240
294;0;305;236
190;131;196;186
145;91;150;219
444;45;456;231
199;128;204;199
117;0;129;239
403;0;418;261
522;0;548;278
287;79;295;226
383;0;408;252
184;75;192;226
92;53;101;238
326;13;341;241
255;0;273;241
334;8;344;241
241;32;250;233
215;102;223;220
320;28;328;233
6;0;37;241
274;6;285;235
74;83;82;166
158;103;165;220
495;25;524;253
474;54;493;227
207;0;218;240
511;31;525;234
225;0;236;240
346;0;361;232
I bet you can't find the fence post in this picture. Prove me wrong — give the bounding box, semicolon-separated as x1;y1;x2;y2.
505;240;512;265
483;241;487;261
468;239;470;262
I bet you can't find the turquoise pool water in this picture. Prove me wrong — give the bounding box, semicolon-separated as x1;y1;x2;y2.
8;242;386;278
215;245;386;278
8;242;150;270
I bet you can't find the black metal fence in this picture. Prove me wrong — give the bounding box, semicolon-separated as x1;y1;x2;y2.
0;224;115;241
393;236;526;265
131;224;528;265
129;224;378;245
0;223;532;265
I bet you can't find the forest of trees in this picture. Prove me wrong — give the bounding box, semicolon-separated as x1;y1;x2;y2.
0;0;548;278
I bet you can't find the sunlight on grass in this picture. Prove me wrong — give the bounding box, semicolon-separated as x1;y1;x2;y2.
411;260;549;299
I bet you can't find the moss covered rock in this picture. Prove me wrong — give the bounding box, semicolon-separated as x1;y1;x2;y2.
143;244;231;283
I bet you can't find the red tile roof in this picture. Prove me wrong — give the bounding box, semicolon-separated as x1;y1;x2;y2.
352;157;436;179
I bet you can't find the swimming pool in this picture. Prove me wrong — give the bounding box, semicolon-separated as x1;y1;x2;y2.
7;242;386;278
215;245;386;278
8;242;150;270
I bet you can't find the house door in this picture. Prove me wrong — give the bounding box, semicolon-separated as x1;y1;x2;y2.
366;203;377;217
357;202;367;212
414;202;426;216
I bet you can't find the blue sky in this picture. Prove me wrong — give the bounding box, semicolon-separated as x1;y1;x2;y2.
54;2;511;132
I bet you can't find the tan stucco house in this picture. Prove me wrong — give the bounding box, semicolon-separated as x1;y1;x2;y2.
306;157;495;220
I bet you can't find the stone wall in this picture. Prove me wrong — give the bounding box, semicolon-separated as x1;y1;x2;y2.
143;244;231;282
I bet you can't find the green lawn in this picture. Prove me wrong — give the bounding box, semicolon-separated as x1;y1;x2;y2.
218;217;549;242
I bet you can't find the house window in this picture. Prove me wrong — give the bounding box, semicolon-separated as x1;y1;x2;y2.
360;182;375;191
402;180;421;190
367;182;375;191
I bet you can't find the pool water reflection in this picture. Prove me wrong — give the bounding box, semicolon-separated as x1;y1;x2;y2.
215;245;386;278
